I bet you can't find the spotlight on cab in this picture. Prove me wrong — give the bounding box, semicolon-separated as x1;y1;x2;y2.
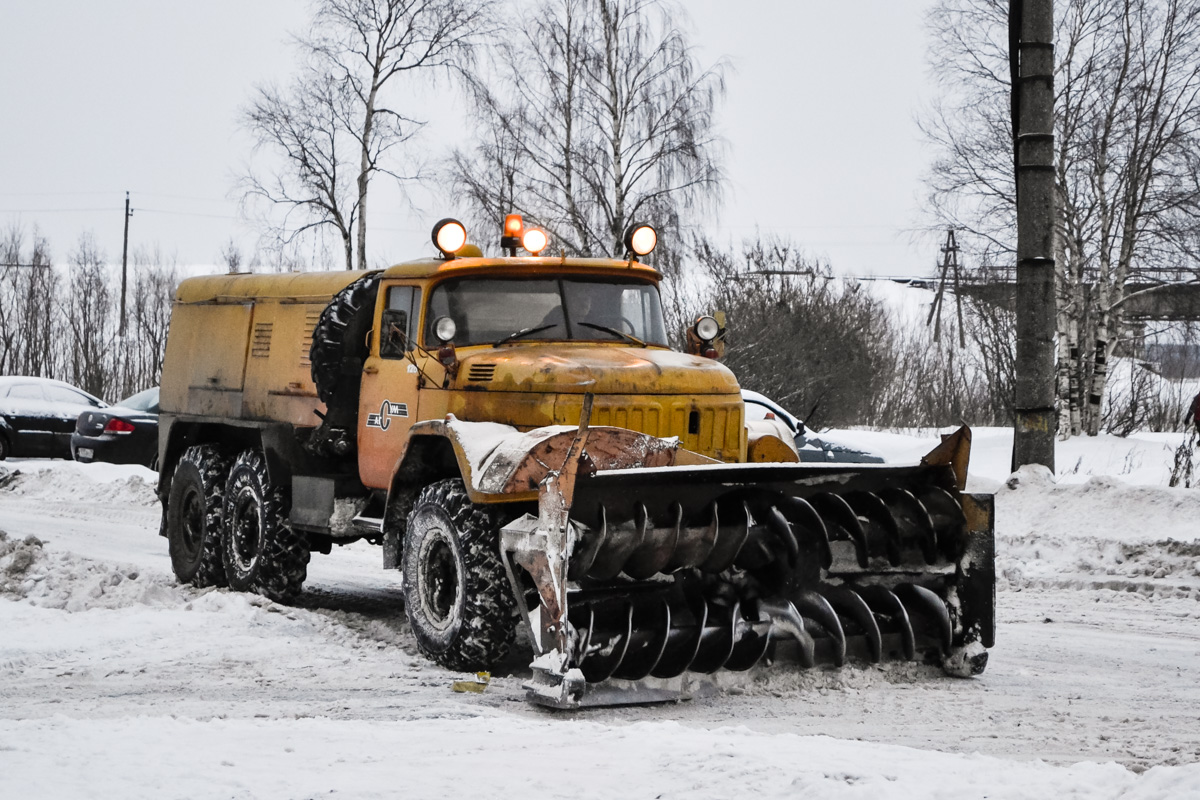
432;218;468;258
623;223;658;258
522;228;548;255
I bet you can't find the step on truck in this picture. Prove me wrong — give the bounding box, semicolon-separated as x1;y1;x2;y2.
156;217;995;708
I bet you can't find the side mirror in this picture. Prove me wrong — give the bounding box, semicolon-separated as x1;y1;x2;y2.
379;309;410;358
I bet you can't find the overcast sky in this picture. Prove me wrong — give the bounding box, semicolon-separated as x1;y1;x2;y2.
0;1;942;277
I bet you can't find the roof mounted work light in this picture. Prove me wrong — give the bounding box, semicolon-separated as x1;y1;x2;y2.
432;218;467;258
501;214;524;254
623;223;658;258
522;228;548;254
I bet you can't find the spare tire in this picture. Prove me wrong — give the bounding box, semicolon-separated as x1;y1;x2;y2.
310;271;381;408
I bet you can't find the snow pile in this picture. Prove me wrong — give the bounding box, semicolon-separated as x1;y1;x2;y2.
0;461;158;506
0;528;184;611
823;426;1191;489
994;466;1200;596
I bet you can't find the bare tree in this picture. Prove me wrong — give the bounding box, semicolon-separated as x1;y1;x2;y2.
0;224;58;379
219;238;244;274
689;236;892;429
450;0;725;268
63;234;114;399
241;0;495;270
242;73;364;269
118;244;180;398
923;0;1200;437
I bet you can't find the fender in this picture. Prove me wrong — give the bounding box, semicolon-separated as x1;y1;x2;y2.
390;415;716;506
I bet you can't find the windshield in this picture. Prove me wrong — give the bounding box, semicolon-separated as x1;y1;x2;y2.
118;387;160;412
424;277;668;347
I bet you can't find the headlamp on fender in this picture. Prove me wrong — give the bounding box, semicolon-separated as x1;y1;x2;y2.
691;315;722;359
434;316;457;343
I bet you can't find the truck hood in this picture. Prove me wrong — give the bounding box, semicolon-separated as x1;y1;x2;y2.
457;345;741;395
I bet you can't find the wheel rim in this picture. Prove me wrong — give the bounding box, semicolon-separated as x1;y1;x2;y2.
180;486;205;560
419;530;462;631
230;486;264;573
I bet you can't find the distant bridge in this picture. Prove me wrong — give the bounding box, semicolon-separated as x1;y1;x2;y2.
888;267;1200;322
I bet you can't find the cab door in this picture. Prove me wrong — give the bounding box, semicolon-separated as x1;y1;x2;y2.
358;283;423;490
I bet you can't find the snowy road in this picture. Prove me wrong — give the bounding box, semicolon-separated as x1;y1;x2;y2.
2;456;1200;797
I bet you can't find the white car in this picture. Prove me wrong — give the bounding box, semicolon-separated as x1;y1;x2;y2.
741;389;884;463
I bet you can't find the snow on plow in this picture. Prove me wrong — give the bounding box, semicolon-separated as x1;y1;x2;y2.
484;397;995;708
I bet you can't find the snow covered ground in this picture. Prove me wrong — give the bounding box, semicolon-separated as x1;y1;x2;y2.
3;430;1200;798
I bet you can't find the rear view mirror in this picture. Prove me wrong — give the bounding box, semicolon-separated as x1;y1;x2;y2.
379;309;410;358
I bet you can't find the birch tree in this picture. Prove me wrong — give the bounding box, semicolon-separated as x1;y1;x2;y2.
449;0;725;267
923;0;1200;437
242;0;495;270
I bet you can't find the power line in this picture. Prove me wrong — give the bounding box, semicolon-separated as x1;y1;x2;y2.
137;208;240;220
0;208;114;213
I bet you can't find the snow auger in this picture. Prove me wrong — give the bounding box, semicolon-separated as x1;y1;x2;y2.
499;396;994;708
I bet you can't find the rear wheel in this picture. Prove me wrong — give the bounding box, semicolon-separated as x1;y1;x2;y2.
166;445;229;587
402;478;516;671
222;449;309;602
0;432;9;461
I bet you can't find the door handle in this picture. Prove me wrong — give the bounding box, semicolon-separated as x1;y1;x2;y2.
363;365;379;375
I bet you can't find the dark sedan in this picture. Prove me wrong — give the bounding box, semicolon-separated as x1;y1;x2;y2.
0;376;108;460
72;387;160;469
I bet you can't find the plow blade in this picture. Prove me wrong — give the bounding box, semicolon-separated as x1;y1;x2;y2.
500;426;995;709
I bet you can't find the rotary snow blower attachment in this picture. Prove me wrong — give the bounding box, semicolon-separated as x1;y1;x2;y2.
500;398;995;709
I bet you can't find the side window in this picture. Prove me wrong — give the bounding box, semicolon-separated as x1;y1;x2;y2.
45;386;95;405
9;384;44;400
380;284;421;359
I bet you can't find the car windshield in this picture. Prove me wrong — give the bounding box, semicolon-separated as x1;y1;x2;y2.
118;387;159;412
423;277;668;347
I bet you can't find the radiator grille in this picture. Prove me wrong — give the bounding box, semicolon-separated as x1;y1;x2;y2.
467;363;496;382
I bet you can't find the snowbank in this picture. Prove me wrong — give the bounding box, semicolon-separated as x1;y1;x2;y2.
4;715;1199;800
3;432;1200;795
822;426;1190;489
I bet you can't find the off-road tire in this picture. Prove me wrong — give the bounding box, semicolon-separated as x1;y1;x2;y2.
310;272;380;406
166;445;230;588
222;449;309;603
402;478;516;672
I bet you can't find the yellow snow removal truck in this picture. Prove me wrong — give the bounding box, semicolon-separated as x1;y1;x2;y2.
156;217;995;707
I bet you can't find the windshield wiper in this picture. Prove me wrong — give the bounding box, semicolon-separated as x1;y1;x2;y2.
493;323;558;347
578;322;647;347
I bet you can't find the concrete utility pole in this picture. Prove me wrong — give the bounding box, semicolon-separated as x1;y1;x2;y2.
120;191;132;338
1010;0;1056;473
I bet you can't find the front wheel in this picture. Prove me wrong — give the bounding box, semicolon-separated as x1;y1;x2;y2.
222;449;309;602
402;478;516;671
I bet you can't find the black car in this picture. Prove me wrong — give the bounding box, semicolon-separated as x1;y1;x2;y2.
0;376;108;460
72;387;160;469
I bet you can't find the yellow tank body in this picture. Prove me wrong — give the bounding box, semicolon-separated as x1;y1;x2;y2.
161;270;372;426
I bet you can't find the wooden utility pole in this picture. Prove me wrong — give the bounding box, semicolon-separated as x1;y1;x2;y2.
1010;0;1056;472
120;191;132;338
